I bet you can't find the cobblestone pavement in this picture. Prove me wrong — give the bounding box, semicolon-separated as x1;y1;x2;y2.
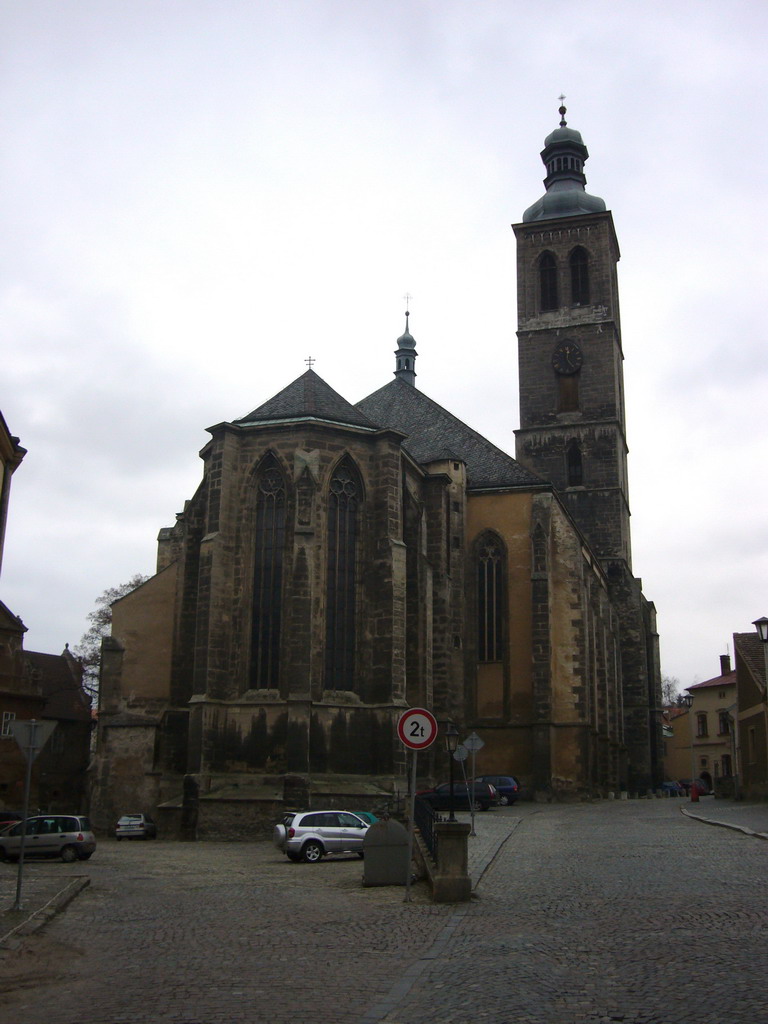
0;799;766;1023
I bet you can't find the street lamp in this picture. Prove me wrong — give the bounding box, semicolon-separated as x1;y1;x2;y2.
444;722;459;822
753;618;768;789
682;693;697;801
753;618;768;701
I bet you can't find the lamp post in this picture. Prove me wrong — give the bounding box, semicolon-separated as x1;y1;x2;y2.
753;618;768;789
444;722;459;822
752;618;768;700
682;693;697;801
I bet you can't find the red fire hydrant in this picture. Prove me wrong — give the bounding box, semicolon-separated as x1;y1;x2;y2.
690;783;699;802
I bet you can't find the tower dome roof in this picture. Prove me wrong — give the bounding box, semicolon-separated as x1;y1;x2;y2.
522;103;606;223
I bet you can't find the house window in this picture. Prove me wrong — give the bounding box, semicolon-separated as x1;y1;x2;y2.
718;712;730;735
539;252;558;311
477;535;504;662
250;459;286;688
570;247;590;305
1;711;15;738
696;713;708;737
325;460;360;690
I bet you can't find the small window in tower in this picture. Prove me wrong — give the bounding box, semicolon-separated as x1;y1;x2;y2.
539;252;558;311
566;440;583;486
558;376;579;413
570;247;590;306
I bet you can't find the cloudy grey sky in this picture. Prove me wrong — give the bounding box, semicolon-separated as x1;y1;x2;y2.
2;0;766;689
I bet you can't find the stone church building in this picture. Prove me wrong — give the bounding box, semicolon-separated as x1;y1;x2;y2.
91;109;662;835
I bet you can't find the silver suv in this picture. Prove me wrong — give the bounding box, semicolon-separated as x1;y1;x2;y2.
0;814;96;863
273;810;369;862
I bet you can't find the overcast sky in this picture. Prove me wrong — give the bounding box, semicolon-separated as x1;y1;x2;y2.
2;0;767;690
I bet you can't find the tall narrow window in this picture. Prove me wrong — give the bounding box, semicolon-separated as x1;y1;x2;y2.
566;440;583;486
477;536;504;662
250;459;286;688
325;460;360;690
570;247;590;305
539;252;558;311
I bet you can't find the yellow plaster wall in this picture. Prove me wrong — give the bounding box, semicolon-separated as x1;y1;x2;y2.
466;490;534;720
111;563;178;700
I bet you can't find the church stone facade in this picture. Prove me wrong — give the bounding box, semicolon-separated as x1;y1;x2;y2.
91;110;662;836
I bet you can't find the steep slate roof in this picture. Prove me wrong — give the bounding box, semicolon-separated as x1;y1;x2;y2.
236;370;377;430
734;632;766;686
356;378;543;490
25;651;91;722
688;670;736;691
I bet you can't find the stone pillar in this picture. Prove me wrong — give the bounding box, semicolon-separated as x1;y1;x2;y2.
432;821;471;902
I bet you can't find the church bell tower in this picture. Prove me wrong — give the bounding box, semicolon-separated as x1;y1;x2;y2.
513;104;662;793
513;103;631;569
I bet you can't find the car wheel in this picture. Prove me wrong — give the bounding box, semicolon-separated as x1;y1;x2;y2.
479;802;490;811
302;840;324;863
0;846;6;862
358;851;365;859
499;795;509;806
79;853;93;861
286;852;301;862
60;845;78;863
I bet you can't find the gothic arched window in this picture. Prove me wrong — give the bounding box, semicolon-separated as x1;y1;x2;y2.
570;247;590;305
250;458;286;688
325;460;361;690
539;252;558;311
477;534;505;662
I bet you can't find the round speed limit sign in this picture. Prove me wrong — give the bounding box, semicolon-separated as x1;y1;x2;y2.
397;707;438;750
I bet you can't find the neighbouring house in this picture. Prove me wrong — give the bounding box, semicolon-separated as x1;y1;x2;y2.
734;631;768;800
0;411;92;813
661;704;691;787
684;655;737;796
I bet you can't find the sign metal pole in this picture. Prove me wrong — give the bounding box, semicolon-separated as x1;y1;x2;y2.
404;749;417;903
396;707;438;904
10;719;56;911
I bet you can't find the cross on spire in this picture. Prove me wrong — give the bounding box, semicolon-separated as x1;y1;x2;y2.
305;356;315;369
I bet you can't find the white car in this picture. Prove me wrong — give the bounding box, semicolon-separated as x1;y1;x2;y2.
273;810;369;863
115;813;157;840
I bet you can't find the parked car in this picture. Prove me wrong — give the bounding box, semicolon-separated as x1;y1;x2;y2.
351;811;379;825
0;814;96;863
417;781;498;812
273;810;370;862
0;811;22;830
475;775;520;806
661;780;685;796
115;813;158;840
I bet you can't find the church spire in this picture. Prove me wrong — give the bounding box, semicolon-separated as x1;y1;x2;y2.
393;306;417;386
522;100;607;223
